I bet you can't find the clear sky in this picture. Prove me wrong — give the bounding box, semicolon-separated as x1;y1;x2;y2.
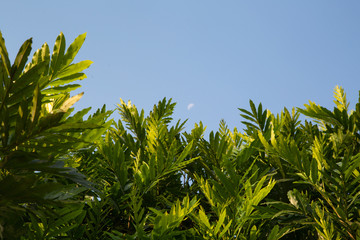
1;1;360;133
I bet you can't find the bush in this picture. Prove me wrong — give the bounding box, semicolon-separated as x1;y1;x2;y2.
1;32;360;239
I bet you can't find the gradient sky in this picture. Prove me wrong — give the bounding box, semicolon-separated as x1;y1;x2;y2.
1;1;359;133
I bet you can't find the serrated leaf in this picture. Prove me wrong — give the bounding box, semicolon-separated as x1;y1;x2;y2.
46;224;77;238
214;209;226;235
298;101;342;127
55;60;93;79
25;43;51;74
49;73;86;87
239;108;254;118
42;84;81;95
51;122;101;131
41;43;50;73
62;32;87;67
29;213;43;236
218;219;232;239
198;208;211;229
333;85;349;112
11;38;32;80
54;208;84;227
345;154;360;181
214;168;235;197
176;140;193;163
50;32;66;77
10;61;46;98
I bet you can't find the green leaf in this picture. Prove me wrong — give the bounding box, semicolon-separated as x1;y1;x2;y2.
53;208;84;227
214;168;235;197
50;32;66;77
55;60;93;79
45;185;86;201
41;43;50;73
298;101;342;128
37;110;65;130
214;209;226;235
11;38;32;80
49;73;86;87
47;224;78;238
7;84;36;107
62;32;87;67
30;84;41;124
267;225;279;240
176;140;194;164
333;85;349;112
310;158;318;183
0;65;6;98
51;122;101;131
218;219;232;239
267;225;292;240
41;84;82;95
251;177;275;207
25;42;50;74
198;208;212;229
65;107;91;122
345;154;360;181
11;61;46;96
14;100;27;139
0;31;11;77
29;213;44;237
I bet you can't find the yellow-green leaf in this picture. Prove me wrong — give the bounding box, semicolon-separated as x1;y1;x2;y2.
50;32;66;77
55;60;93;79
60;92;84;112
62;33;87;67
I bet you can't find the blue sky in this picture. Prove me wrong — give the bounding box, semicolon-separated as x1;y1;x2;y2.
1;1;359;133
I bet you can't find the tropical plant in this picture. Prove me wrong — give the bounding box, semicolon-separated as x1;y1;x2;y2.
0;31;111;239
76;98;200;239
251;86;360;239
2;32;360;240
78;99;283;239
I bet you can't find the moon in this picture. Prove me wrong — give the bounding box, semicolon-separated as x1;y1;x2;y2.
187;103;195;110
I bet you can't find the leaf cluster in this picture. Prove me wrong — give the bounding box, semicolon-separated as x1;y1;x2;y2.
2;32;360;240
0;32;111;239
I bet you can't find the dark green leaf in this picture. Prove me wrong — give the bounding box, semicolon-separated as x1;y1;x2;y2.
11;38;32;80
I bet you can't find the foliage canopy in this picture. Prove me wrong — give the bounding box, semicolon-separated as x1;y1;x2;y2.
1;32;360;240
